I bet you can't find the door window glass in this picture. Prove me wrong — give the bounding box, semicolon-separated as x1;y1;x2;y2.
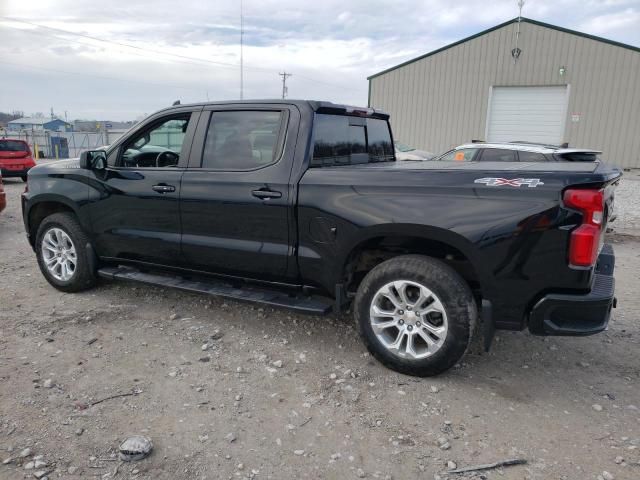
518;151;548;162
437;148;477;161
201;111;284;170
120;115;190;168
479;148;517;162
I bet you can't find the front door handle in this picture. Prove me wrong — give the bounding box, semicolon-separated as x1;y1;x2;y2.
252;189;282;200
152;184;176;193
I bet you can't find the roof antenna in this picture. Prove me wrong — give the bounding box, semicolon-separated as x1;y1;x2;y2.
512;0;525;63
172;100;181;106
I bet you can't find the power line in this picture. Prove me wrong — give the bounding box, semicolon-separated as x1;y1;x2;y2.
0;16;362;92
0;16;257;71
240;0;244;99
0;58;205;92
1;22;238;71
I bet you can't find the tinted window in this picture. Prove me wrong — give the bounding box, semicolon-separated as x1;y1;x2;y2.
311;114;394;167
202;111;283;170
121;115;190;168
557;152;599;162
479;148;517;162
518;151;548;162
367;119;394;162
0;140;28;152
438;148;477;161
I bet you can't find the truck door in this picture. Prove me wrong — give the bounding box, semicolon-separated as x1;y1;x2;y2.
179;105;299;281
88;109;200;265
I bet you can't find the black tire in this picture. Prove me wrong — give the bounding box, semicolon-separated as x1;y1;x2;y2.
21;175;28;182
35;212;97;292
354;254;476;377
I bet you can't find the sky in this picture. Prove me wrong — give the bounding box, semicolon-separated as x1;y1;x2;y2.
0;0;639;121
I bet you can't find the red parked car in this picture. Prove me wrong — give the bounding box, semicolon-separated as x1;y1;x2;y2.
0;139;36;182
0;172;6;213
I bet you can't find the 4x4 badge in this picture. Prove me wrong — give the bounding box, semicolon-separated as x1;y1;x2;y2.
474;177;544;188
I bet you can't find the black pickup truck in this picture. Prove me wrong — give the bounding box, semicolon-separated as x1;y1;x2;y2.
21;100;621;376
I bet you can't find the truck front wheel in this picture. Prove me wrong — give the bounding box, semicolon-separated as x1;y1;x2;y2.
354;255;476;377
35;212;98;292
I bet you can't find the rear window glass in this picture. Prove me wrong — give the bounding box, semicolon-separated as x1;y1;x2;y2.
0;140;28;152
311;114;394;167
557;152;599;162
479;148;517;162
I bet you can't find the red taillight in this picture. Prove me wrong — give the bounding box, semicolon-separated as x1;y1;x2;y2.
563;188;604;267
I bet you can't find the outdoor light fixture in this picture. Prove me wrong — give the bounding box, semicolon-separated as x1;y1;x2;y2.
559;66;566;76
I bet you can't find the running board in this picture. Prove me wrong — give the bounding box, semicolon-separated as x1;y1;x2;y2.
97;266;333;315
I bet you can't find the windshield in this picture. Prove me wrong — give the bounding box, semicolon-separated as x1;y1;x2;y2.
0;140;28;152
395;141;415;152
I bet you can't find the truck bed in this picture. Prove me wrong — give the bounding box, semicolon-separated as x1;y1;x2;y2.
358;160;609;173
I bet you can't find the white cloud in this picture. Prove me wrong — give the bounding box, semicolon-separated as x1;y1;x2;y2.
579;8;640;36
0;0;638;119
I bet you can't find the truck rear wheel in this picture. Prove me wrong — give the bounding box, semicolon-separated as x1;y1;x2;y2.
354;255;476;377
35;212;97;292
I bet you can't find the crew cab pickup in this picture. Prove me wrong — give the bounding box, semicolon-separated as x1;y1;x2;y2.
21;100;621;376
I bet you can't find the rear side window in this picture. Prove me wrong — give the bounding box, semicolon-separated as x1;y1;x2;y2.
311;114;394;167
479;148;517;162
202;110;285;170
0;140;28;152
518;151;548;162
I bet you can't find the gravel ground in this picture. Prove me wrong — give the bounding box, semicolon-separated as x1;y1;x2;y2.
0;177;639;480
611;170;640;235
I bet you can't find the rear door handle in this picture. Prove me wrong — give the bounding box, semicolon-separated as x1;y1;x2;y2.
152;184;176;193
252;189;282;200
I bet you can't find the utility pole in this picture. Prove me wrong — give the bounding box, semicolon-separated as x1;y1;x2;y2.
240;0;244;100
279;72;292;99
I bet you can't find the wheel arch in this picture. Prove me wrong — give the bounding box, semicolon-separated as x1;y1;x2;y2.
338;224;488;297
26;196;80;247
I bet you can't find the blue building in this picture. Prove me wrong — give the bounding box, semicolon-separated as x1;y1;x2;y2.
7;117;72;132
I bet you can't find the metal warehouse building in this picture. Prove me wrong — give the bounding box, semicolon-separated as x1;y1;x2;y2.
367;17;640;169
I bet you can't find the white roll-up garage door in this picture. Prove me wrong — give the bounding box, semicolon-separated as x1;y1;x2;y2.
486;86;568;145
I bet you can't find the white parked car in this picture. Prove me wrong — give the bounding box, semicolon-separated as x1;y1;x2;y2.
394;141;435;161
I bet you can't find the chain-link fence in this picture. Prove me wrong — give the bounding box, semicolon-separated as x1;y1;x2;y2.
0;129;127;159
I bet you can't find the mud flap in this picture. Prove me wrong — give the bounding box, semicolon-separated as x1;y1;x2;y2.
482;299;495;352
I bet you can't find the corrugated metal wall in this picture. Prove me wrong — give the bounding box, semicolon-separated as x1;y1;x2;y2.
368;20;640;168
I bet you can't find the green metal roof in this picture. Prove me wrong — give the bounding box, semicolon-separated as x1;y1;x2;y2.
367;17;640;81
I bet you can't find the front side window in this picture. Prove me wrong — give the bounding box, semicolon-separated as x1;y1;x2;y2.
201;110;284;170
437;148;478;162
395;142;416;153
120;115;190;168
311;114;394;167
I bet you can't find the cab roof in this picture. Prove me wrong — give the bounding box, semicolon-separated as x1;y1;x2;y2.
162;99;389;119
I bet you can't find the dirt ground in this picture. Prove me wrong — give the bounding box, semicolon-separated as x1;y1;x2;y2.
1;177;638;480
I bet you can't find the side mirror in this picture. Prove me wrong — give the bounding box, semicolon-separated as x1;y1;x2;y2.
79;150;107;170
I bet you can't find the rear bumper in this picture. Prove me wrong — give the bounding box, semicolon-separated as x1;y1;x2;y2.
528;244;616;336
